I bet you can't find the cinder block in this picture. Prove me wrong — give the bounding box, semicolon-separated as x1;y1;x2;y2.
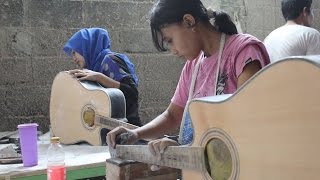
115;2;153;29
274;8;285;28
5;85;51;117
0;0;23;27
0;29;6;57
32;57;76;85
111;29;157;53
0;87;7;118
0;116;49;133
126;53;184;124
138;107;167;125
0;57;33;85
83;1;153;29
138;80;175;105
5;28;33;56
249;30;265;42
246;7;264;31
128;54;184;82
106;158;180;180
314;9;320;31
83;1;118;28
30;28;72;56
23;0;83;28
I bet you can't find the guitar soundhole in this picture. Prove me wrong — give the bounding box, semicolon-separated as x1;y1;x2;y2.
200;128;239;180
205;138;232;180
82;106;95;129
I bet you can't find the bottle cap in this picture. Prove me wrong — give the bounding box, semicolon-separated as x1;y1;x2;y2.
50;137;60;143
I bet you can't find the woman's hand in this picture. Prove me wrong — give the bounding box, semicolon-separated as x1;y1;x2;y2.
68;69;102;82
148;137;179;171
68;69;120;88
106;126;139;148
148;137;179;161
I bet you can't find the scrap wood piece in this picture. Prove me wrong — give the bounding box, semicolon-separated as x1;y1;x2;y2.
0;144;21;158
0;131;18;140
0;157;22;164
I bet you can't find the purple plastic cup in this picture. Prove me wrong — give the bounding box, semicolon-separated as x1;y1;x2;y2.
17;123;38;167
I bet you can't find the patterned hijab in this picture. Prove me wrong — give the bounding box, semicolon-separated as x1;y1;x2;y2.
63;28;138;86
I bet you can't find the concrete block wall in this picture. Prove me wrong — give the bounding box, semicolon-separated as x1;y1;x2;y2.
206;0;320;41
1;0;319;132
0;0;184;132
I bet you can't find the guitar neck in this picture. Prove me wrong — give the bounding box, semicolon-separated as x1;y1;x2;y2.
111;145;206;171
95;115;139;130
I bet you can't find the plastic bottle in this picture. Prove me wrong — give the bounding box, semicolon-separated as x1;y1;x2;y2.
47;137;66;180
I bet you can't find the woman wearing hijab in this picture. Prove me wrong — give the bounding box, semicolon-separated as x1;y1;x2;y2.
63;28;141;127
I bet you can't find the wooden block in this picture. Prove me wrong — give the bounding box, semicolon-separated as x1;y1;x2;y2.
106;158;180;180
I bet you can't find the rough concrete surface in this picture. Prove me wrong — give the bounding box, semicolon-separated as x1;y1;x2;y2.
0;0;319;132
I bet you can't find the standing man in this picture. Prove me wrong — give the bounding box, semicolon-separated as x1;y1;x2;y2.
264;0;320;62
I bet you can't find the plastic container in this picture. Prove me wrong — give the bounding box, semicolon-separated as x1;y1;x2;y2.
47;137;66;180
17;123;38;167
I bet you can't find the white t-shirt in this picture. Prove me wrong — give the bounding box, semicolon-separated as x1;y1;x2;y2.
264;25;320;62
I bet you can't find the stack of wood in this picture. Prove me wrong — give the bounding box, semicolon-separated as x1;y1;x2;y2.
0;131;22;164
106;158;181;180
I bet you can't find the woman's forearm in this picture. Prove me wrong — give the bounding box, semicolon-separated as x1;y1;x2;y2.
135;104;183;140
97;73;120;88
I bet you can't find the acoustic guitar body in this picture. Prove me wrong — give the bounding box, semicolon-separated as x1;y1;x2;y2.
50;72;126;145
186;57;320;179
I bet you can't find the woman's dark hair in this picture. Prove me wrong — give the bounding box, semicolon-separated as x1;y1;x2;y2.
281;0;312;21
150;0;238;51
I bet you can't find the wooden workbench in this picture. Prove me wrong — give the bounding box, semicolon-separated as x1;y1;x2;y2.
0;133;109;180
